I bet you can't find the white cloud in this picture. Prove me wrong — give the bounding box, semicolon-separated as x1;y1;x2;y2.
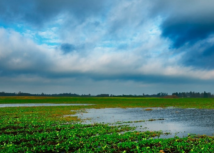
1;0;214;94
1;25;214;83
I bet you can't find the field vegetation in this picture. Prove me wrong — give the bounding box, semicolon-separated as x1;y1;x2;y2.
1;97;214;152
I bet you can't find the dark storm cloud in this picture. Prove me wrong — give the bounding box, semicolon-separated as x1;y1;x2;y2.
161;20;214;48
152;0;214;48
0;65;208;85
183;44;214;69
148;0;214;69
0;0;110;27
90;73;202;84
60;43;75;53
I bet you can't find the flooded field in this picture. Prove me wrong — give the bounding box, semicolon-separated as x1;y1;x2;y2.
0;103;93;107
73;107;214;138
1;97;214;152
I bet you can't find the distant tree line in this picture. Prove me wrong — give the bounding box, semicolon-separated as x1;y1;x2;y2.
0;91;213;98
0;91;168;97
172;91;213;98
0;92;80;97
110;92;168;97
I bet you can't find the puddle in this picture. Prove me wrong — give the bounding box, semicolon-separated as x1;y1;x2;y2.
73;107;214;138
0;103;93;107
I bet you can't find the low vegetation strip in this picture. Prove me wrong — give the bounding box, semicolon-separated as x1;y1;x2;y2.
1;96;214;109
1;97;214;152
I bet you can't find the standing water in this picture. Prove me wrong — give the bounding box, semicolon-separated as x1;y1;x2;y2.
72;107;214;138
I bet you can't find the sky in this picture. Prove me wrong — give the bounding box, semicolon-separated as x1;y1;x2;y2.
1;0;214;95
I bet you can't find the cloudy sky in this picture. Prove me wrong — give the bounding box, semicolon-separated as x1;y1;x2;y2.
1;0;214;95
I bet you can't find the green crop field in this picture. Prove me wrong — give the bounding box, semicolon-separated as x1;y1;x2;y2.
1;97;214;152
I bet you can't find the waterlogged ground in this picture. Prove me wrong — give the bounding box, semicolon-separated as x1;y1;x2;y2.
1;97;214;152
73;107;214;138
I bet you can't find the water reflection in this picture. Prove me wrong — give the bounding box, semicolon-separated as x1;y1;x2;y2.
0;103;93;107
74;107;214;138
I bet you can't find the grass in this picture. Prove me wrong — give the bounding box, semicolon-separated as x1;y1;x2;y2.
1;96;214;109
1;96;214;152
